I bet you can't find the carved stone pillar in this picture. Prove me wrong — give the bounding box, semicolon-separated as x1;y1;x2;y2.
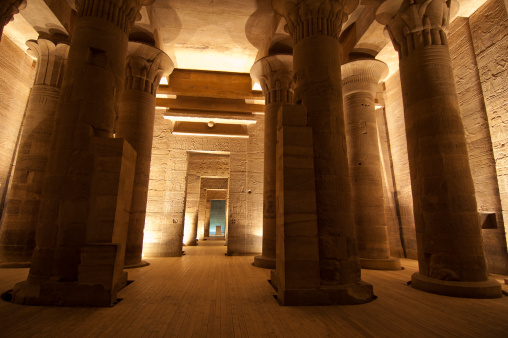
377;0;501;298
0;39;69;266
0;0;26;39
250;54;293;269
342;59;401;270
12;0;146;307
117;42;173;268
272;0;374;304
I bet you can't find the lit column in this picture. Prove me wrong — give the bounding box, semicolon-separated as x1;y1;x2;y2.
12;0;146;306
272;0;373;303
250;54;293;269
342;59;401;270
377;0;501;297
117;42;173;268
0;39;69;266
0;0;25;39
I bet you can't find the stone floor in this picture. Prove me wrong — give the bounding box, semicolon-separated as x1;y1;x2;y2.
0;240;507;337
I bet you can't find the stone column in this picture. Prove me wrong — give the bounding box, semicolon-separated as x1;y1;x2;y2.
12;0;146;307
250;54;293;269
272;0;373;303
342;59;401;270
0;0;25;39
117;42;173;268
0;39;69;266
377;0;501;298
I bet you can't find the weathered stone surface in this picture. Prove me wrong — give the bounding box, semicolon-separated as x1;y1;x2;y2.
250;54;293;269
117;42;173;267
274;0;370;292
0;39;69;265
378;0;501;298
10;0;142;306
469;0;508;270
0;35;35;221
342;59;400;270
449;16;508;274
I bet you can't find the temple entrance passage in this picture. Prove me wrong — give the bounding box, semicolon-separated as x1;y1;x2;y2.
209;200;226;237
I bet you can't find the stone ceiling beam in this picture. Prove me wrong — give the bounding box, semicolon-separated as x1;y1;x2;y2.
158;69;264;100
156;96;264;113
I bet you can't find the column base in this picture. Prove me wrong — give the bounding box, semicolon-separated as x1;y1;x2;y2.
411;272;502;299
11;272;128;307
253;255;276;269
124;260;150;269
277;281;374;306
360;257;401;270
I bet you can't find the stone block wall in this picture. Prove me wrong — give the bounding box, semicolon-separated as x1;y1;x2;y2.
469;0;508;262
144;110;263;257
449;16;508;274
0;36;36;217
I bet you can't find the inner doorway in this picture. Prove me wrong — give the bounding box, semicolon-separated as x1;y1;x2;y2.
208;199;226;237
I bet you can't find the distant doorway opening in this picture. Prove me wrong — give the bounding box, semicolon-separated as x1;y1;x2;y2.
209;200;226;237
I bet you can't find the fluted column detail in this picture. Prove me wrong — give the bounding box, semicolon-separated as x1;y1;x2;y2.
250;54;294;269
273;0;374;305
377;0;501;298
0;0;26;40
118;42;174;267
0;39;69;265
342;59;401;270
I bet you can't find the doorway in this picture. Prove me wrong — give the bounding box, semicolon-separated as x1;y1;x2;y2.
208;199;226;237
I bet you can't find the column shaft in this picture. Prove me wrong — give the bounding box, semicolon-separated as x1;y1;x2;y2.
250;54;293;269
118;90;155;266
342;59;401;270
12;0;145;306
377;0;501;298
295;35;359;284
273;0;374;304
117;43;173;267
0;39;68;266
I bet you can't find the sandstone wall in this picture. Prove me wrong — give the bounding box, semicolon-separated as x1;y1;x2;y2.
0;36;35;218
449;16;508;273
144;110;263;257
383;72;418;259
469;0;508;261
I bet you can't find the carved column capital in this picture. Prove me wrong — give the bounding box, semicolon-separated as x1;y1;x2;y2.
376;0;459;58
271;0;358;44
250;54;294;104
75;0;149;33
26;39;70;89
0;0;26;38
125;41;174;95
341;59;388;96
